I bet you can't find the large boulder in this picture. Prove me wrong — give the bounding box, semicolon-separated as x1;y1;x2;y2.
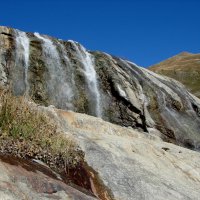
0;105;200;200
0;155;96;200
49;108;200;200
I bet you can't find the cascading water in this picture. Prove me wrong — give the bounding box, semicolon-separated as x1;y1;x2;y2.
69;41;102;117
34;33;74;109
15;30;30;93
57;40;76;87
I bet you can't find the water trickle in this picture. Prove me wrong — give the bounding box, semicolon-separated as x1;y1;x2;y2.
69;41;101;117
34;33;74;109
15;30;30;93
57;41;76;87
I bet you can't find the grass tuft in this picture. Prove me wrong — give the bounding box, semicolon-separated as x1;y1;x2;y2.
0;89;82;171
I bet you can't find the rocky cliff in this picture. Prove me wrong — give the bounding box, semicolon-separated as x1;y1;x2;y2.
1;107;200;200
149;52;200;98
0;26;200;149
0;26;200;199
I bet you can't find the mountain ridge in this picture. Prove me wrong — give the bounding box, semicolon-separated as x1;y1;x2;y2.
149;52;200;98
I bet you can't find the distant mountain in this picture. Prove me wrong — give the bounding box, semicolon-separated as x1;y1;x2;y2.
149;52;200;98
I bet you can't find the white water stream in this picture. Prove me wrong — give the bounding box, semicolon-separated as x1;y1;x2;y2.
34;33;74;109
69;41;101;117
15;30;30;93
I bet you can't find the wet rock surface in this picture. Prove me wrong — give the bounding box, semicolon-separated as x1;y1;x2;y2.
92;52;200;148
0;26;200;148
0;155;96;200
0;26;200;200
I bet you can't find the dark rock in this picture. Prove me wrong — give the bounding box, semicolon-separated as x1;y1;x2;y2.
0;25;200;149
0;155;97;200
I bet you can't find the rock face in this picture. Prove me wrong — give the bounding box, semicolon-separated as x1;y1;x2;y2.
0;155;96;200
49;109;200;200
0;26;200;200
1;107;200;200
1;26;200;149
149;52;200;98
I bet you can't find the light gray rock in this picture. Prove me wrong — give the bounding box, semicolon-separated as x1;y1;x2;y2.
0;155;96;200
56;110;200;200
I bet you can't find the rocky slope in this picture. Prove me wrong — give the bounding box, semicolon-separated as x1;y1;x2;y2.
0;26;200;199
1;107;200;200
0;26;200;149
0;155;96;200
149;52;200;98
54;108;200;200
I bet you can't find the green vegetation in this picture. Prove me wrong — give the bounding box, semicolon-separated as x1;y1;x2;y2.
0;89;82;171
149;52;200;98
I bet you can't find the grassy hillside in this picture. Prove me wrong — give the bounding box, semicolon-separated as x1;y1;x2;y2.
149;52;200;98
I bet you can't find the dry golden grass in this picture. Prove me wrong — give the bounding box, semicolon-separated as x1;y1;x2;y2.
0;89;82;169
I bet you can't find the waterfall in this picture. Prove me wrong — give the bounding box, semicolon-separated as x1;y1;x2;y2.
69;40;102;117
34;33;74;109
15;30;30;93
57;40;75;87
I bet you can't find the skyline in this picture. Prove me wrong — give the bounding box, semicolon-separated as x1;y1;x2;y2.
1;0;200;67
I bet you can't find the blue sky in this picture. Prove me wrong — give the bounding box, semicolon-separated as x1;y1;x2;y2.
1;0;200;67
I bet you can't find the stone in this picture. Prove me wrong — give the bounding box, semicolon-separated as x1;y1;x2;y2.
54;110;200;200
0;26;200;199
0;26;200;148
0;155;96;200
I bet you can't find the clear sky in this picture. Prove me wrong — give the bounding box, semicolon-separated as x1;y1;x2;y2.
1;0;200;67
